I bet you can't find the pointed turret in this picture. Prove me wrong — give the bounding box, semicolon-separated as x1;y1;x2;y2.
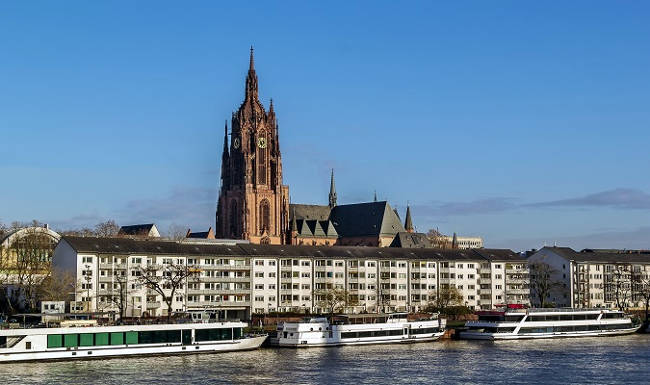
404;205;414;233
452;232;458;249
328;169;337;208
291;209;297;232
222;120;229;154
290;207;298;244
249;45;255;71
245;46;259;100
374;190;378;202
221;120;230;186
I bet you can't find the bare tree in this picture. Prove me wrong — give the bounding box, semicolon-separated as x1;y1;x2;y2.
3;228;56;312
0;242;15;313
165;224;187;241
37;268;77;302
316;288;358;315
426;228;450;249
426;286;464;311
632;270;650;323
105;273;133;319
94;220;120;237
0;220;8;238
58;227;96;237
529;262;563;308
610;265;632;312
137;261;195;321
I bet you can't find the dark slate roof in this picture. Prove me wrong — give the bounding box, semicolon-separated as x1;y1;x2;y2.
118;224;156;236
58;236;525;262
389;232;434;248
290;204;331;221
472;248;524;262
60;236;243;256
330;201;405;237
187;232;210;239
542;246;650;263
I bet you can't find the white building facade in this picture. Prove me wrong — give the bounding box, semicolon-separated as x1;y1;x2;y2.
528;247;650;309
53;237;529;320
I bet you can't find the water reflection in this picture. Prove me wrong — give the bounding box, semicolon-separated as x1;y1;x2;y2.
2;335;648;384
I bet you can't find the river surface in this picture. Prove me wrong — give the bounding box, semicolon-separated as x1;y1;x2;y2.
2;334;649;384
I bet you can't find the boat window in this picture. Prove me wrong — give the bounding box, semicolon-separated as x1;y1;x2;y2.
79;333;94;347
110;333;124;345
64;334;79;348
47;335;63;348
504;315;524;322
410;327;440;334
138;330;182;344
519;327;554;333
194;328;233;342
126;332;139;345
25;341;31;350
95;333;109;346
341;332;357;339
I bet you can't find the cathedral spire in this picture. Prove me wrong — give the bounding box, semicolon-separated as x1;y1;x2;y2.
245;46;259;100
249;45;255;71
221;120;230;187
404;204;414;233
222;120;229;154
328;169;337;208
374;190;378;202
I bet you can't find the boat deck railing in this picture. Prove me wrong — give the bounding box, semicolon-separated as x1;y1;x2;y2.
504;308;616;313
0;318;245;330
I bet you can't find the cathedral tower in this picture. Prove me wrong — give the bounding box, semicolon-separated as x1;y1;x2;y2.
216;47;290;244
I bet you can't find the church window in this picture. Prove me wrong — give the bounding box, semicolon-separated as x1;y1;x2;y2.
260;199;270;232
258;145;267;184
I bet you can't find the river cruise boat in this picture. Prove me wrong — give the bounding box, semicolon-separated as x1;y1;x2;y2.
272;313;446;347
460;306;640;340
0;321;267;362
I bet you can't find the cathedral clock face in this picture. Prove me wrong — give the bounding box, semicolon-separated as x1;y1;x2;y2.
257;137;267;149
233;137;240;149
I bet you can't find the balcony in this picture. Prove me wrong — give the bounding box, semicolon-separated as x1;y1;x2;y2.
146;302;161;309
506;289;529;295
99;263;127;270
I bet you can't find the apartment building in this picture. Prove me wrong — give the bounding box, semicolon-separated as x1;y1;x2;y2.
53;236;529;320
528;247;650;309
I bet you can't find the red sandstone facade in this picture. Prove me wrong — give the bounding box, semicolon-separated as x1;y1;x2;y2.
215;48;289;245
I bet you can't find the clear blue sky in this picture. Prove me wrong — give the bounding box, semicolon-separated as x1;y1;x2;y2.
1;1;649;251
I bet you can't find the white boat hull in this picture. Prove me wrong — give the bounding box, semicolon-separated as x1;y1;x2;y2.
0;335;267;363
460;326;641;340
274;331;444;348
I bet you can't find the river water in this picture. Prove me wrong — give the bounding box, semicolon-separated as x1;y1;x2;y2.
2;334;649;384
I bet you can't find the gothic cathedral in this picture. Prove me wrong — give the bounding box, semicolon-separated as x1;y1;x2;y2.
215;48;290;244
